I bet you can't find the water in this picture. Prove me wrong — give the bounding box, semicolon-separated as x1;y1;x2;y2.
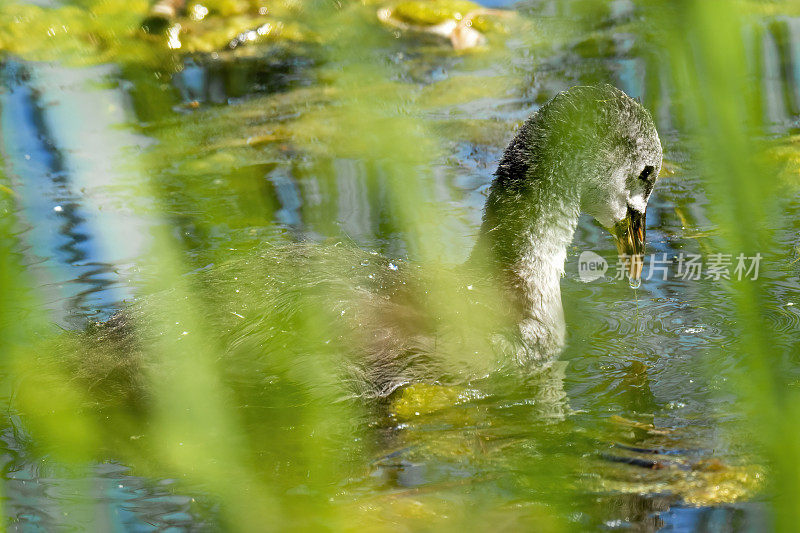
1;0;799;530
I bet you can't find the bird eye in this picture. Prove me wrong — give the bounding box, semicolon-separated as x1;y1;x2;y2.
638;165;655;182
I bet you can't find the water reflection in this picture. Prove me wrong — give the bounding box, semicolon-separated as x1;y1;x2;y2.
2;0;800;530
173;50;315;106
759;17;800;129
0;61;156;326
1;430;208;530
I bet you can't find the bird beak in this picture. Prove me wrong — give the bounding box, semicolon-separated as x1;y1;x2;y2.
610;206;646;280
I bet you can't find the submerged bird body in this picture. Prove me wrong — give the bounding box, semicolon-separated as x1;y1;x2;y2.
78;84;661;400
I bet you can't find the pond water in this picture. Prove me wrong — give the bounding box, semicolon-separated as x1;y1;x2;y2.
1;0;800;530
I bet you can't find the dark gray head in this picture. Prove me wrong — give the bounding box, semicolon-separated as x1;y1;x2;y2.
482;85;662;278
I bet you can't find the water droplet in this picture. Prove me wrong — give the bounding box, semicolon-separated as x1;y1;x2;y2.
628;277;641;289
388;262;398;271
360;259;370;266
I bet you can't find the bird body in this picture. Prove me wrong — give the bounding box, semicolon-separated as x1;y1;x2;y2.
470;84;662;365
77;84;662;400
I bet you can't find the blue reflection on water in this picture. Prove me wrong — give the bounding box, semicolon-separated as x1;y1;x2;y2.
0;61;151;326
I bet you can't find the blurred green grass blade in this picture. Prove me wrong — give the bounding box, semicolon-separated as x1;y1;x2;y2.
652;0;796;527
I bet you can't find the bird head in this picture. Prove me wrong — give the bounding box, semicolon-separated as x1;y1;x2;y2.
479;85;662;282
552;86;663;281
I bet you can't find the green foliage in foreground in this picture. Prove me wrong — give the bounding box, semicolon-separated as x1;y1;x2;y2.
1;0;799;530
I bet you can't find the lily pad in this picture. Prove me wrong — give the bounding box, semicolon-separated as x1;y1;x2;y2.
393;0;480;27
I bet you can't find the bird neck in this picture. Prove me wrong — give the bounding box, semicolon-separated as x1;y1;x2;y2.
469;174;581;363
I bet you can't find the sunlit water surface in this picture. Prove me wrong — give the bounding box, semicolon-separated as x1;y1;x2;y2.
1;0;800;530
